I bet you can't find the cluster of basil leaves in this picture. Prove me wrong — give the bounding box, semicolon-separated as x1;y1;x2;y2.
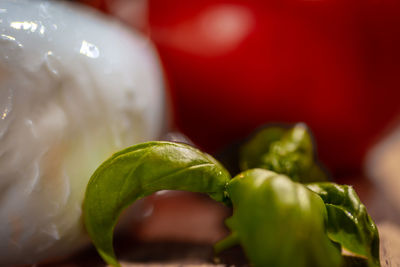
83;123;380;267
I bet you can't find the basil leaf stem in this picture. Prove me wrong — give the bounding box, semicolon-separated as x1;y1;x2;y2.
83;141;231;266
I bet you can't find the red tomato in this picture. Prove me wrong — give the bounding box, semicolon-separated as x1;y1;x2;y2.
147;0;400;174
79;0;400;174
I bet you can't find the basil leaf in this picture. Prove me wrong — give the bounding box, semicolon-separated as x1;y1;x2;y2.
307;183;380;267
217;169;342;267
240;126;286;170
240;123;328;183
83;141;231;267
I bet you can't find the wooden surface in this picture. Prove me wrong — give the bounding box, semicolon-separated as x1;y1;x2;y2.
36;190;400;267
379;222;400;267
37;222;400;267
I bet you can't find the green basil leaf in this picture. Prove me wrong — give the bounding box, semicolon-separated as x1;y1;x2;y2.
239;123;328;183
83;141;231;267
307;183;380;267
216;169;342;267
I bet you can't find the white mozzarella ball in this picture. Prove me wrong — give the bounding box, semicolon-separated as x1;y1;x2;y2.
0;0;167;265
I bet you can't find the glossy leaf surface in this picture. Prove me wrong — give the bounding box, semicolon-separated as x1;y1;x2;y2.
83;141;231;266
220;169;342;267
307;183;380;267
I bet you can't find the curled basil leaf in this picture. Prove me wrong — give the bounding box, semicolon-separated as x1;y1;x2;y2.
216;169;342;267
307;183;380;267
239;123;328;183
83;141;231;267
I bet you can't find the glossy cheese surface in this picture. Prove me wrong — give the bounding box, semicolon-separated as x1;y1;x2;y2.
0;0;166;264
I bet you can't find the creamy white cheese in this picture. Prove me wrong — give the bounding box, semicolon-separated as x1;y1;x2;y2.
0;0;166;265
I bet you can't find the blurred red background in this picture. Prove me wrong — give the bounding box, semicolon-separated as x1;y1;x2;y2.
81;0;400;176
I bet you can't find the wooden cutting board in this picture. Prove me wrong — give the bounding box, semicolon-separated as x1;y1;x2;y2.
117;221;400;267
37;192;400;267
